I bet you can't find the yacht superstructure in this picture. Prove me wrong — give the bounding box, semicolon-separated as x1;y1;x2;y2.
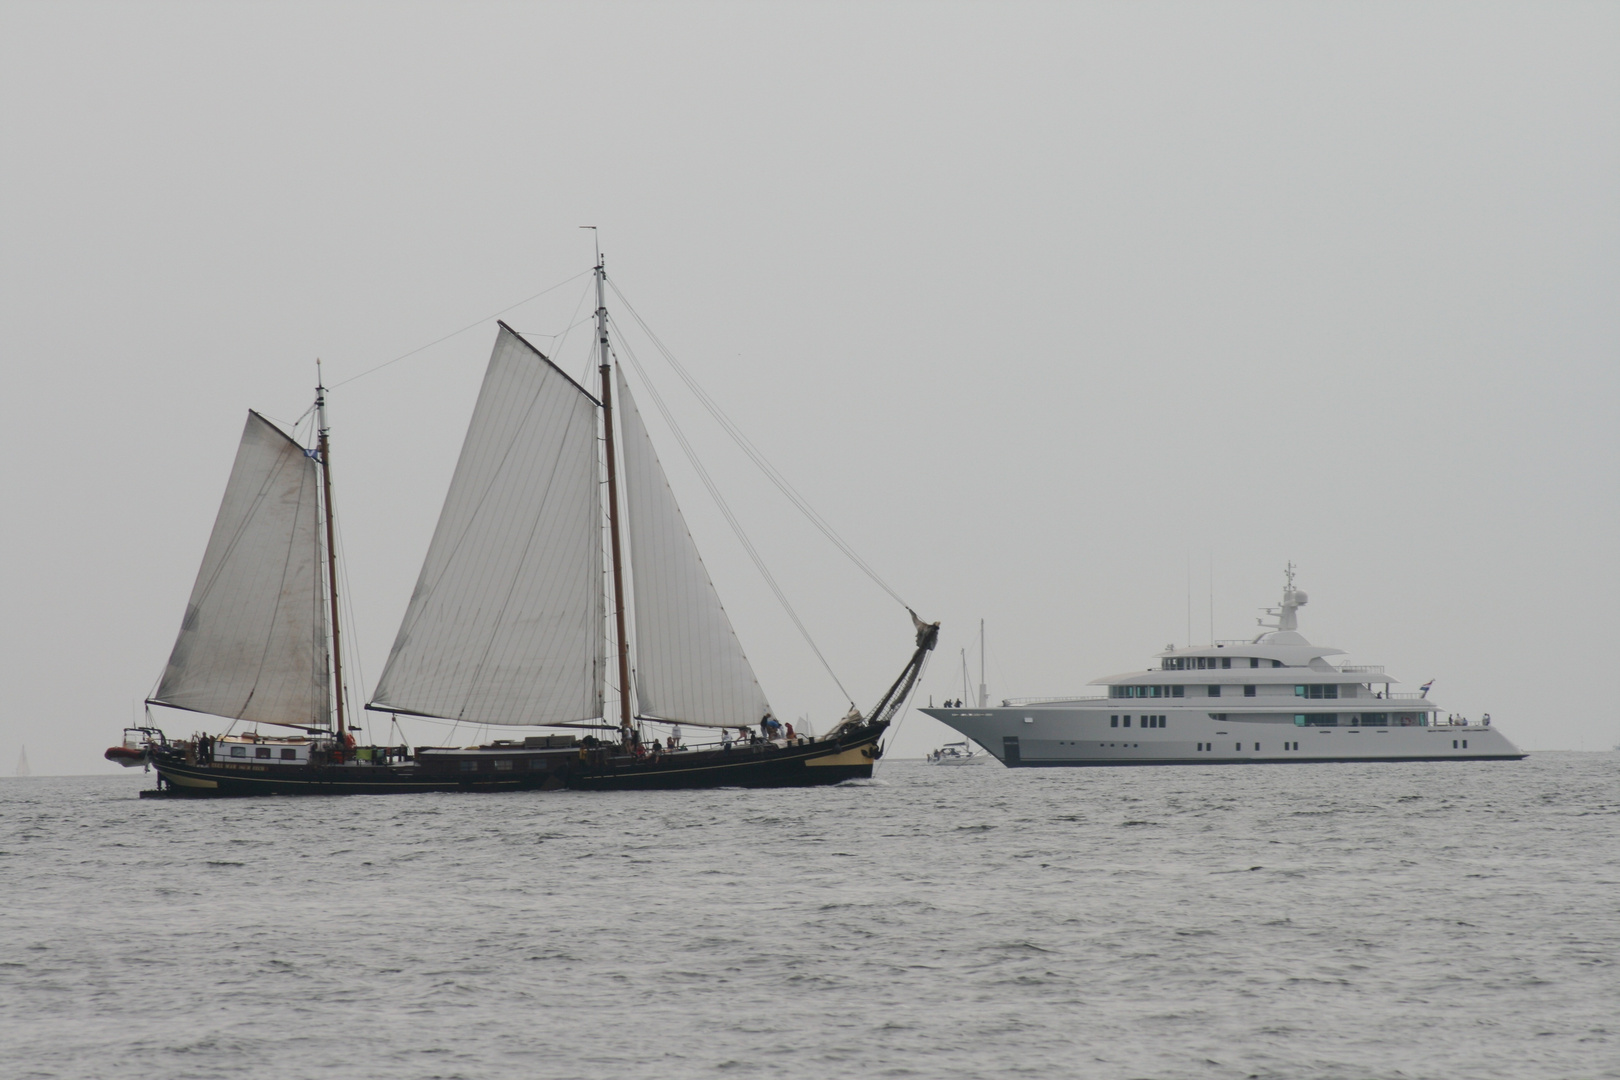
923;569;1523;767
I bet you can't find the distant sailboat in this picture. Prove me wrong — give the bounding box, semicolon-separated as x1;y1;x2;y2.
125;254;937;796
15;747;29;777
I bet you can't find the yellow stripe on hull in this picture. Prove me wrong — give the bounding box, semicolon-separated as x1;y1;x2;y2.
163;771;219;789
805;745;876;767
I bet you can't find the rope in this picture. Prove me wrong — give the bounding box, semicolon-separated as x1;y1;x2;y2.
881;649;933;760
610;330;855;706
606;278;910;610
332;270;592;388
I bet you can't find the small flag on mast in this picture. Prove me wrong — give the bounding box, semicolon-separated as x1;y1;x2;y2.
1419;680;1434;698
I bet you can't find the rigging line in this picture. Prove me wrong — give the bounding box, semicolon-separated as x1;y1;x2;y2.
612;335;855;705
605;295;905;608
262;403;317;435
604;283;908;609
882;649;933;758
509;310;597;347
546;279;597;385
605;316;914;622
331;509;367;726
616;333;851;704
332;269;593;388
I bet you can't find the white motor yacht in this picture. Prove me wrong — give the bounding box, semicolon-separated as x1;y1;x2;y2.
923;569;1524;767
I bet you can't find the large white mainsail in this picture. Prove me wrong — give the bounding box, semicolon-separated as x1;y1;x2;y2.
370;325;604;726
616;368;772;728
151;411;330;727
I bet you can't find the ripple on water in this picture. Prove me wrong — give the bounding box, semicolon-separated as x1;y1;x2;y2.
2;756;1619;1079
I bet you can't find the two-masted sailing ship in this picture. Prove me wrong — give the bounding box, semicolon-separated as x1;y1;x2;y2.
118;259;937;796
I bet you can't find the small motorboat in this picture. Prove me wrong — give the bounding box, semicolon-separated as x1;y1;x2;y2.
105;727;166;768
926;740;982;765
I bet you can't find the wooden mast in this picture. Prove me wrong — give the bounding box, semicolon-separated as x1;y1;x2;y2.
315;363;347;738
595;252;633;732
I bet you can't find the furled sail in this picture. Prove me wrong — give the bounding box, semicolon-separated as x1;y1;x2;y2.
152;411;330;727
616;368;772;727
370;325;604;725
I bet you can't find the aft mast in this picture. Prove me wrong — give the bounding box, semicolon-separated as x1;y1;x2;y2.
315;363;346;737
595;247;634;733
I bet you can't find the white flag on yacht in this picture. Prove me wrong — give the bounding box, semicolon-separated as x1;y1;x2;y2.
616;367;771;728
152;411;330;728
370;325;604;726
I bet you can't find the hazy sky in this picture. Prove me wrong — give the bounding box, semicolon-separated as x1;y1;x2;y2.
3;2;1616;774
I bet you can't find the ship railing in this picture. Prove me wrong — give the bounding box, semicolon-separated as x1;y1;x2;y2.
1385;692;1430;700
1340;665;1386;674
998;695;1109;706
1434;715;1493;727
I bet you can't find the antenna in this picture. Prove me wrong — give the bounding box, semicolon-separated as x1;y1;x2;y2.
978;619;987;709
1186;554;1192;648
1208;552;1215;645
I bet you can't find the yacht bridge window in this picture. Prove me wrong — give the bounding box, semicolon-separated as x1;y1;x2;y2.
1296;684;1339;699
1111;685;1185;699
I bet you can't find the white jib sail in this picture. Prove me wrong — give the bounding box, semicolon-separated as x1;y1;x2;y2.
152;411;330;727
616;368;772;728
370;326;604;726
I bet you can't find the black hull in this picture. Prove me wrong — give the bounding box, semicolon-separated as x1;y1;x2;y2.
143;724;887;798
570;731;883;790
141;763;561;797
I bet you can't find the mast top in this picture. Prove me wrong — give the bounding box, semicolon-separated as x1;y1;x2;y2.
1258;564;1307;633
580;225;602;271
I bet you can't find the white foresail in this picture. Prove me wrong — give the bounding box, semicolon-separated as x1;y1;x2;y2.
152;411;330;727
616;368;771;728
370;326;604;726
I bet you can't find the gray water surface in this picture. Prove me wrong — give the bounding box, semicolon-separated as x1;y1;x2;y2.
3;755;1617;1079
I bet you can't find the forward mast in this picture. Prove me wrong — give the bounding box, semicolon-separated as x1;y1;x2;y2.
315;363;347;737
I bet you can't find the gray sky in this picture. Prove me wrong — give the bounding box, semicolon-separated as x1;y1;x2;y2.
3;2;1616;774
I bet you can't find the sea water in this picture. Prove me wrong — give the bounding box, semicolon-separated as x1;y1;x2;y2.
2;754;1617;1079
